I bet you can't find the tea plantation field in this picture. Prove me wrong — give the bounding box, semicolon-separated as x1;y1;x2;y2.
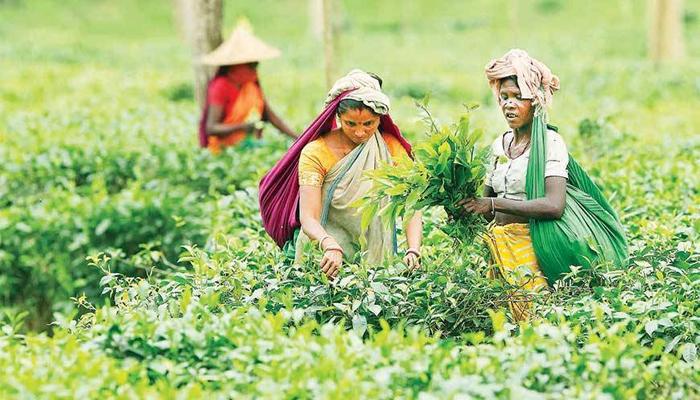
1;0;698;398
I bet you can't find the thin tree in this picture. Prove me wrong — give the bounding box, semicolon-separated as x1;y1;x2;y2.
648;0;686;63
175;0;223;108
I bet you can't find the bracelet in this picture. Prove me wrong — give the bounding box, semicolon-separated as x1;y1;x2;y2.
318;235;333;251
490;198;496;217
324;246;344;256
406;248;421;258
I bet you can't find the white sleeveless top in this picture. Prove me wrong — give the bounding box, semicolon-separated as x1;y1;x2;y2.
485;129;569;201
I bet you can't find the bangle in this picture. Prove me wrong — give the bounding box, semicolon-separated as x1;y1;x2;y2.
318;235;332;250
406;248;421;258
490;198;496;217
324;246;344;256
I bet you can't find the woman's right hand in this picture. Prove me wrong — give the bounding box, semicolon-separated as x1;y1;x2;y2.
243;122;258;134
458;198;493;217
320;248;343;280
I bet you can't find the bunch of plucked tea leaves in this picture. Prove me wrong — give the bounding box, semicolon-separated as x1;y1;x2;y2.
356;101;490;246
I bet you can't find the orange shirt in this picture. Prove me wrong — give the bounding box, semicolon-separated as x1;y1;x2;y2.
298;133;409;187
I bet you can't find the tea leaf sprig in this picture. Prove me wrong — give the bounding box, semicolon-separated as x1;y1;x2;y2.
357;100;490;246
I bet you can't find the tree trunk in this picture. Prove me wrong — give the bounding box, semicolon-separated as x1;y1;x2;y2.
175;0;223;108
648;0;685;63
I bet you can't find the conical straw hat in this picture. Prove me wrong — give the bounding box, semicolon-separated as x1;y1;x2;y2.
201;23;281;66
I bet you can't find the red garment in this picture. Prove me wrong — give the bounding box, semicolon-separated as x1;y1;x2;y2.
208;76;240;112
198;64;264;148
207;80;264;153
258;89;412;248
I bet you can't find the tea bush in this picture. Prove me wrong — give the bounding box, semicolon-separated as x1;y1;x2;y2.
0;137;287;328
2;0;699;397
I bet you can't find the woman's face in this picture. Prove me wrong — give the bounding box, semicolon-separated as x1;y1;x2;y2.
338;108;380;145
499;78;534;131
225;63;259;84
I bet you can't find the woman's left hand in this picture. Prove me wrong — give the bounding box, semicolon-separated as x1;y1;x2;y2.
403;251;420;271
459;198;492;217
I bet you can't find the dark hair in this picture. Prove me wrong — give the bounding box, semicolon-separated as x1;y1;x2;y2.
367;72;383;88
215;62;259;77
337;98;377;116
500;75;518;84
215;65;229;76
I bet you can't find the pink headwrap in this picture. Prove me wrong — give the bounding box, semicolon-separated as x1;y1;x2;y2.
484;49;560;108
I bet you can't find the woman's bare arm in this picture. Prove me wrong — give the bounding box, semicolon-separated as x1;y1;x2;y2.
263;102;297;139
405;212;422;250
206;104;254;137
299;185;334;243
462;177;567;220
299;185;343;279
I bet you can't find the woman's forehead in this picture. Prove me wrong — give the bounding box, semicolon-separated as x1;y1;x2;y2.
340;108;379;122
499;80;520;93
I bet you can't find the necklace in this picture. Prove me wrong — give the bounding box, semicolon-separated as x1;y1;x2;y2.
507;133;530;159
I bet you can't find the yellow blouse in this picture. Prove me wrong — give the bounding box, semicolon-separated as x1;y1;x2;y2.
298;133;409;187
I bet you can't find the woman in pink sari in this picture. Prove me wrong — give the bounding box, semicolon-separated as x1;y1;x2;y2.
260;70;422;280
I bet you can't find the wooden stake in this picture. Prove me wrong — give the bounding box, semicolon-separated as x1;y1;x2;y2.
309;0;323;40
648;0;685;63
322;0;337;89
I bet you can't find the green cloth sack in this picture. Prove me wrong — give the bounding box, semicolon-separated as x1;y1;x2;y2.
526;114;628;283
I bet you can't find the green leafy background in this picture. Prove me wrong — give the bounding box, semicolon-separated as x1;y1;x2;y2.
0;0;698;398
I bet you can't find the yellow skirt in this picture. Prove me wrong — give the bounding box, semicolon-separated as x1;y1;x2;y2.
484;223;548;322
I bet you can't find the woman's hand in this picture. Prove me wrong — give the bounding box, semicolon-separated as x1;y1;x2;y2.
320;248;343;280
240;122;256;134
459;197;493;217
403;251;420;271
299;186;343;280
250;120;265;138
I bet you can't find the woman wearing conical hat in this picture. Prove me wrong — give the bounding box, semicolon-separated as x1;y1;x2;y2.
199;23;297;154
259;70;423;280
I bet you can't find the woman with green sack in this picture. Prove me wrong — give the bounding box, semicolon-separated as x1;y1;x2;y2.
460;49;627;321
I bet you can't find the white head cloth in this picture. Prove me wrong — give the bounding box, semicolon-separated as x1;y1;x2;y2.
484;49;560;109
324;69;390;115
